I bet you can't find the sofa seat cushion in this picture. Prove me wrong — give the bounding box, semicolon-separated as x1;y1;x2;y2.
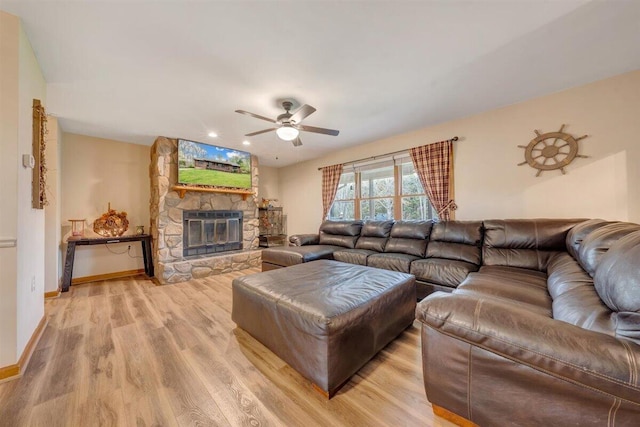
456;266;551;316
367;253;419;273
262;245;343;267
333;248;377;266
410;258;478;288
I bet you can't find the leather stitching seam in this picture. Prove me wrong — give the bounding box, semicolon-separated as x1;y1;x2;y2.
620;340;637;386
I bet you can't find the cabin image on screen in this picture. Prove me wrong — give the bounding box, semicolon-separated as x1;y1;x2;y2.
194;158;242;173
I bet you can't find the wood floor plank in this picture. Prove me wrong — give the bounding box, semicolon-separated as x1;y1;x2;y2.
0;346;50;426
144;327;228;424
183;343;281;427
0;268;457;427
109;293;135;328
34;325;83;404
112;324;178;427
27;392;77;427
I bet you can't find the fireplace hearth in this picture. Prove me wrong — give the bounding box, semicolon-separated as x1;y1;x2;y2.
183;210;243;257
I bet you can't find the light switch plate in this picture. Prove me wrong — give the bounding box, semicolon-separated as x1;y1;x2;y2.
22;154;35;168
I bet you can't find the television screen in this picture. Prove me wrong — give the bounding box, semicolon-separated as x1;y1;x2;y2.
177;139;252;189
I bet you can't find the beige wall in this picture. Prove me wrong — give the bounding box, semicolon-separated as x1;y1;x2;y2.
16;18;47;356
258;165;280;202
0;11;21;368
61;133;150;278
279;70;640;234
0;11;47;367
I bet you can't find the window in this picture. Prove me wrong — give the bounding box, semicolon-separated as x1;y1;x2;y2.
360;165;394;220
327;172;355;220
327;157;437;221
400;162;436;220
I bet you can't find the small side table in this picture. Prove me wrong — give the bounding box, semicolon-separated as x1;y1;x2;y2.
61;234;154;292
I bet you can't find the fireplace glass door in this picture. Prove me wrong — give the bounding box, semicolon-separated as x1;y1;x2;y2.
183;210;243;257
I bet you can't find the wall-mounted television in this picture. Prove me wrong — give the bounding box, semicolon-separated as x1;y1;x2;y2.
177;139;252;189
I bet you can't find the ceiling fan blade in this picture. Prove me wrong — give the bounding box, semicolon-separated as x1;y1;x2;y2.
297;124;340;136
290;104;316;124
245;128;277;136
292;137;303;147
235;110;276;123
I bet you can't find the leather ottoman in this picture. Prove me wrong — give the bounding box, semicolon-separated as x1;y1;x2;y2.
232;259;416;397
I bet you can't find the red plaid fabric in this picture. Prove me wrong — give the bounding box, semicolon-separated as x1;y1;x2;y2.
410;141;457;220
321;164;344;220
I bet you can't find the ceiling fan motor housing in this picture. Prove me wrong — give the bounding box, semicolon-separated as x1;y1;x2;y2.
277;112;292;124
277;101;294;123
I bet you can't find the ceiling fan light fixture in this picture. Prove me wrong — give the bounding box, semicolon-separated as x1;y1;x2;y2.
276;125;299;141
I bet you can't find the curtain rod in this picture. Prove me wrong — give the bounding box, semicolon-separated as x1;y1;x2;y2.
317;136;459;171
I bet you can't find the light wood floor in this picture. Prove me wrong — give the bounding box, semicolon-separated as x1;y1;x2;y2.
0;269;455;427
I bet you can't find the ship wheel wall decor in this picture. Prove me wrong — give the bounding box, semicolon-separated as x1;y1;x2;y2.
518;125;589;177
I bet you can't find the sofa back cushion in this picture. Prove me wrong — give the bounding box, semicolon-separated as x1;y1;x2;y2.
318;220;363;249
565;219;609;260
482;219;583;271
426;221;483;265
384;221;432;257
594;230;640;343
356;220;394;252
577;222;640;277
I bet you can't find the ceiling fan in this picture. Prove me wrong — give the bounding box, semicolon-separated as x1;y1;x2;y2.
235;101;339;147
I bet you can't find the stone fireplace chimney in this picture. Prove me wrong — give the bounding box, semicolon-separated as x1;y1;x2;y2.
149;137;261;284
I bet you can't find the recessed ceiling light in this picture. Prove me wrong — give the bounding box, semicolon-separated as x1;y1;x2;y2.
208;132;218;138
242;140;251;146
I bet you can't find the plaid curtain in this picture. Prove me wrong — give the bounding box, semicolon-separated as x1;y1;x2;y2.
410;140;457;220
321;164;344;220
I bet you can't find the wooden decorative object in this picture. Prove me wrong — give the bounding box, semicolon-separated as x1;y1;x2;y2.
93;203;129;237
171;185;254;200
518;124;588;177
32;99;48;209
68;219;86;238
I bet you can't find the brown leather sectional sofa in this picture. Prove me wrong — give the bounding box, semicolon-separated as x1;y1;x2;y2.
261;218;640;425
262;219;485;299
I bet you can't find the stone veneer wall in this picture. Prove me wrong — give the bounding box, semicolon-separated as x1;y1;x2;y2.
150;136;261;284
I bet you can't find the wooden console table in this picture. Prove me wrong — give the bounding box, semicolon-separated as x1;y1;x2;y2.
61;234;154;292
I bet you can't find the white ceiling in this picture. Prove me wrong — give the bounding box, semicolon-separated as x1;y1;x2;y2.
3;1;640;167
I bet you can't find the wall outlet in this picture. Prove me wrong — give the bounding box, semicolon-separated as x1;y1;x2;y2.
31;276;36;292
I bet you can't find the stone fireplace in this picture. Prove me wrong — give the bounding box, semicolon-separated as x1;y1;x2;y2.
150;137;261;284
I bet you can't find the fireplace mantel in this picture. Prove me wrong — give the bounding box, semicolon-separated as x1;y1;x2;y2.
171;185;254;200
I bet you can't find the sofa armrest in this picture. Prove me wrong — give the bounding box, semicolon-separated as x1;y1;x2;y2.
417;293;640;403
289;234;320;246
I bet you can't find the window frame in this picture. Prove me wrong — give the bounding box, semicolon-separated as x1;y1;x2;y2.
327;158;437;221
